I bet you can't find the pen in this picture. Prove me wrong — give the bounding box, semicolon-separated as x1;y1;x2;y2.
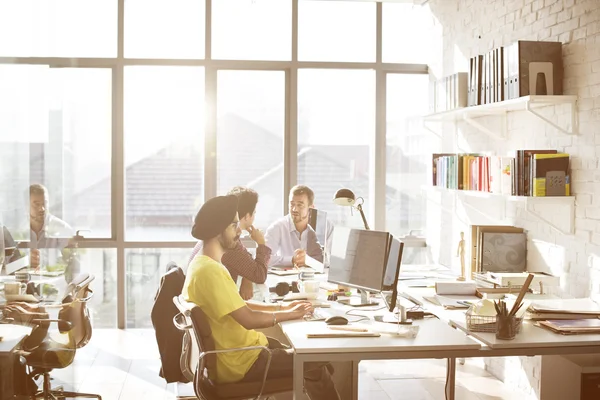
328;326;368;332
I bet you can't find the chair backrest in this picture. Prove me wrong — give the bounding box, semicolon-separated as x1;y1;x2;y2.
173;295;217;382
59;272;95;349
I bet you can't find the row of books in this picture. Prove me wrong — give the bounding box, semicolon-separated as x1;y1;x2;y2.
429;72;468;113
467;40;563;107
432;150;570;196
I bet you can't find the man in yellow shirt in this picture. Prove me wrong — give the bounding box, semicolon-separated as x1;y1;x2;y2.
183;195;340;400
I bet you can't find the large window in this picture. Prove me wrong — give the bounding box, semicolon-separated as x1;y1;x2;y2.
124;66;205;241
216;70;285;226
297;69;375;228
1;1;433;328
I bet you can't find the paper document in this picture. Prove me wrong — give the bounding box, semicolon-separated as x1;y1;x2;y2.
5;255;29;275
530;298;600;314
435;281;477;295
304;255;324;273
425;294;475;309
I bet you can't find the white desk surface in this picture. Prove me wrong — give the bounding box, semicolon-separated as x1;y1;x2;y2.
0;324;31;353
281;317;480;355
451;318;600;349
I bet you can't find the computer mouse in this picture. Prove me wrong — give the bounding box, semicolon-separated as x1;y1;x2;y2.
325;316;349;326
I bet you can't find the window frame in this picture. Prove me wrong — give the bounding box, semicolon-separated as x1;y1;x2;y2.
0;0;429;329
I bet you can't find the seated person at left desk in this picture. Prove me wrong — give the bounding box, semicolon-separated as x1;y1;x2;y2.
13;184;74;270
183;195;340;400
265;184;323;268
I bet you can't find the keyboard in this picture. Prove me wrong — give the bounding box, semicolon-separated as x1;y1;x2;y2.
304;308;329;321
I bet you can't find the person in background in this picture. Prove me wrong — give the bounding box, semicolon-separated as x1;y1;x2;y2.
265;185;323;268
26;184;74;269
183;195;339;399
188;187;271;300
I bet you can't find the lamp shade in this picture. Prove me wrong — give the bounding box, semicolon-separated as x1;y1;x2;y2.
333;188;356;207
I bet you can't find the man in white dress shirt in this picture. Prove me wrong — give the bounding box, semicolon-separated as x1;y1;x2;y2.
26;184;74;269
265;185;323;268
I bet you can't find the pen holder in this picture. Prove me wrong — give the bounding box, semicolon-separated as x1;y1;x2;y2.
495;314;523;340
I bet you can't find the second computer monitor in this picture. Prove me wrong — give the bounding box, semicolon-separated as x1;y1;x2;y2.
328;227;390;293
308;208;328;249
383;237;405;312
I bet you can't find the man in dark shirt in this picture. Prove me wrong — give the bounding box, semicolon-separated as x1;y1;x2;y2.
188;187;271;299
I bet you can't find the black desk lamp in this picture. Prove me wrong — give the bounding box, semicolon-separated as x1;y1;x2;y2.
333;188;370;230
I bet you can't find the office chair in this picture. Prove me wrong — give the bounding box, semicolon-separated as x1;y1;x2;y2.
172;295;292;400
24;273;101;399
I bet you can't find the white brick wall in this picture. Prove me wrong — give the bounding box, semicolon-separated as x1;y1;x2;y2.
426;0;600;396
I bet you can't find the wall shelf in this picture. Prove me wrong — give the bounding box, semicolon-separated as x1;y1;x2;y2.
422;95;578;139
423;186;575;235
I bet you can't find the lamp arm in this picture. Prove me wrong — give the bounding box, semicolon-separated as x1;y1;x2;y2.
355;203;370;230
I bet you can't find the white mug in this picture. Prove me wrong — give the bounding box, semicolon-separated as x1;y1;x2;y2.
4;281;27;295
300;280;320;294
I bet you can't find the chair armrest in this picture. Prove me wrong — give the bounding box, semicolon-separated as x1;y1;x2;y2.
198;345;273;399
173;312;192;331
31;318;73;331
78;289;94;303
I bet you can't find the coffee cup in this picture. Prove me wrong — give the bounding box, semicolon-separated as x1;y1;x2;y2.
300;279;320;294
4;281;27;295
15;271;30;283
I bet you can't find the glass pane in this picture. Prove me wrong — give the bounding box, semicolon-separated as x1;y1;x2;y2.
0;0;117;57
212;0;291;60
0;65;49;143
383;3;438;64
125;66;205;241
81;248;118;328
46;69;113;238
126;248;191;328
125;0;205;59
0;143;30;240
298;0;375;62
1;68;112;239
216;71;285;227
297;69;375;228
386;74;430;264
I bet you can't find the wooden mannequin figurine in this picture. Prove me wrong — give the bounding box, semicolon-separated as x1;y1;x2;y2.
456;231;466;281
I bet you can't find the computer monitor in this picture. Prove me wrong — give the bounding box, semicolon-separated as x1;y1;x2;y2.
382;238;404;312
328;227;391;306
308;208;328;250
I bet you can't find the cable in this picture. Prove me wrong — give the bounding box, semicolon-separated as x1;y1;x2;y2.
344;307;385;322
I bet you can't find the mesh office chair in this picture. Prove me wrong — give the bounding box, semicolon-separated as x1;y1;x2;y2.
24;273;101;400
172;295;292;400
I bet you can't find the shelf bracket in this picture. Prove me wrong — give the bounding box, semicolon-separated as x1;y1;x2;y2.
422;119;442;138
459;196;506;223
525;99;578;135
525;203;574;235
462;113;506;140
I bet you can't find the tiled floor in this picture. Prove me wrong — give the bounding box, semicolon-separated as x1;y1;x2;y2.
42;329;531;400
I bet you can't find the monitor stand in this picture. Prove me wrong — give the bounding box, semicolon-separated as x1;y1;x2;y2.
337;289;379;307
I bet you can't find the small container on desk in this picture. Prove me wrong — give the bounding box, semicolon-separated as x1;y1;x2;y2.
495;314;523;340
465;307;497;333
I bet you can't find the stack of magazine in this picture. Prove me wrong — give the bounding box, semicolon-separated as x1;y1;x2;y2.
528;298;600;322
538;319;600;335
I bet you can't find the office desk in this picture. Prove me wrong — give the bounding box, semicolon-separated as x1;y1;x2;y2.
451;318;600;353
280;316;481;400
0;324;32;400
